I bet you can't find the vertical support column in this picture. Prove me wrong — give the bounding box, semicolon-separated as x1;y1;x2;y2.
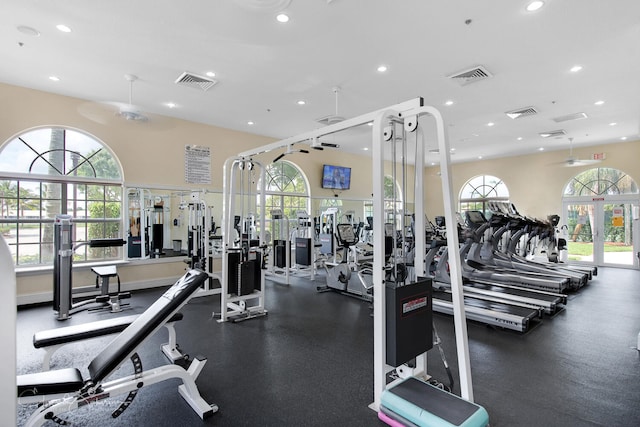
54;214;74;320
429;107;474;402
409;118;427;376
372;109;399;410
220;158;237;323
0;235;15;423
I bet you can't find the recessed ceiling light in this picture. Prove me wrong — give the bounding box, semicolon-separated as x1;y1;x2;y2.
570;65;583;73
594;100;604;106
49;76;60;82
478;156;483;159
247;121;254;125
621;136;627;140
363;147;369;151
367;122;373;126
276;13;289;23
206;71;216;78
297;100;306;105
609;122;617;126
526;1;545;12
444;100;454;106
431;162;436;166
56;24;72;33
450;148;456;152
165;102;176;109
17;25;40;36
517;137;523;141
377;65;388;73
487;122;495;127
538;147;545;151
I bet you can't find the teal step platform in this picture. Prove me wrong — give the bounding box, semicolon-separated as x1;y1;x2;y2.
380;377;489;427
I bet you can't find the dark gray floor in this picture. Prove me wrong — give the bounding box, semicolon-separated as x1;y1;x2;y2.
16;267;640;426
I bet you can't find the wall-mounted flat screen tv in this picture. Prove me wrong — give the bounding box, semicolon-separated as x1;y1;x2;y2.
322;164;351;190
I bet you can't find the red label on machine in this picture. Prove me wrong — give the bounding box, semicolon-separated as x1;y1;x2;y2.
403;296;427;315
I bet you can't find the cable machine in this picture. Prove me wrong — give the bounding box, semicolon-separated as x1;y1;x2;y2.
293;210;316;280
218;158;267;322
180;190;220;296
233;97;483;426
269;208;290;284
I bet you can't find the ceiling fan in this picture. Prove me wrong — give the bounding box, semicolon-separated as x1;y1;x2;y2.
112;74;148;122
551;137;602;167
78;74;168;128
316;86;346;125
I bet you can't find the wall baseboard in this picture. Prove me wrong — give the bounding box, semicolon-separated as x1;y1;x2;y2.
17;276;180;306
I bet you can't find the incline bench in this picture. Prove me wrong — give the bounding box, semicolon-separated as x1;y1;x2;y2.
33;312;184;370
17;269;217;426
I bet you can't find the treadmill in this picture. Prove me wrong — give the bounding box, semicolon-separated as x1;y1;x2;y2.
488;202;597;280
432;289;540;332
482;212;588;289
425;240;543;332
425;227;566;316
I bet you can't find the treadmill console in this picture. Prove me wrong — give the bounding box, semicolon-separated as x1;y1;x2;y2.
465;210;487;226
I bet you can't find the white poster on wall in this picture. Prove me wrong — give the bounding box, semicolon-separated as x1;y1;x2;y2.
184;145;211;184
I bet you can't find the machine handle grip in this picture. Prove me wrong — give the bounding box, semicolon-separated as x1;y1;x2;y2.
88;238;127;248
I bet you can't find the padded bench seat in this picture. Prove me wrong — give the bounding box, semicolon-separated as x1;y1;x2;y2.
17;368;84;397
34;313;183;348
34;312;183;370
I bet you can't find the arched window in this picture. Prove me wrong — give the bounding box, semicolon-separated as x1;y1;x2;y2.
364;175;403;225
458;175;509;216
260;161;309;219
561;168;638;266
563;167;638;196
0;127;123;266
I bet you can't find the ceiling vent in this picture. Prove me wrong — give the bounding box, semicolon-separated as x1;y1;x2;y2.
539;129;567;138
553;112;588;123
175;72;217;92
505;106;538;119
447;65;493;86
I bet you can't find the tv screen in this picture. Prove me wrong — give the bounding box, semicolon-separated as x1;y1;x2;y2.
322;165;351;190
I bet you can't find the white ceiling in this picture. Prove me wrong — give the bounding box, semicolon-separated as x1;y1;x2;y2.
2;0;639;164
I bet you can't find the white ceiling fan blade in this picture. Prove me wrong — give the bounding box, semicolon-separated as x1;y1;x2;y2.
564;159;602;167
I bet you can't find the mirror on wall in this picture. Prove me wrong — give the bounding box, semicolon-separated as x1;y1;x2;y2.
125;188;223;260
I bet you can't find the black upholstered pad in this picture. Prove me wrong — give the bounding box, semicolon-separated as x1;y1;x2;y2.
33;312;184;348
87;269;207;384
17;368;83;396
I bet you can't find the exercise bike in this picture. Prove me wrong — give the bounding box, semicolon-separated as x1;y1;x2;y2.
317;223;372;301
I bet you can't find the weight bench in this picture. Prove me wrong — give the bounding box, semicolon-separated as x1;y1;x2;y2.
17;269;217;426
33;312;184;370
380;377;489;427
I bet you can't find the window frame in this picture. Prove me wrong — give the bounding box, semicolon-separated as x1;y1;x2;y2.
0;127;124;267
